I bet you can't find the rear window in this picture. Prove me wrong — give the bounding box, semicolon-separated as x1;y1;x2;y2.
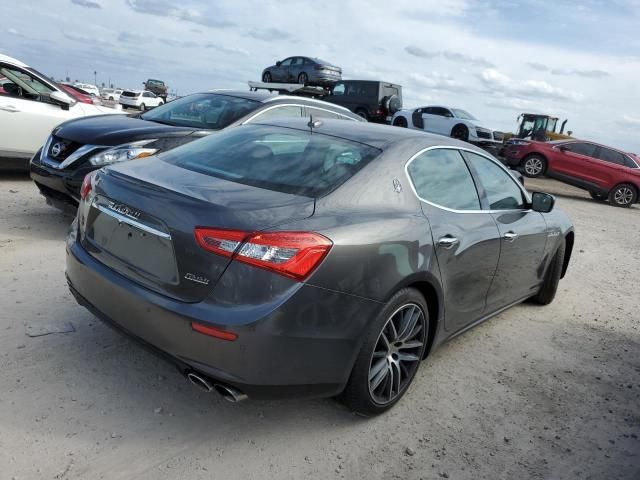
121;91;139;97
161;125;381;197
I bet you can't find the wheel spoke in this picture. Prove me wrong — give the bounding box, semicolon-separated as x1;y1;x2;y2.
392;362;402;394
386;366;394;398
380;332;390;350
398;308;420;341
398;352;420;362
370;363;389;392
387;317;398;342
369;358;387;381
399;340;424;350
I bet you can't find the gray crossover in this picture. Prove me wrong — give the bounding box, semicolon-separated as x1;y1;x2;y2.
66;119;574;415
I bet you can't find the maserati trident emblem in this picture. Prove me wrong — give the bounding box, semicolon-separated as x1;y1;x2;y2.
51;142;66;158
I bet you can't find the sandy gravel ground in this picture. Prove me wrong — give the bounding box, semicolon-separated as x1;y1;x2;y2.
0;173;638;480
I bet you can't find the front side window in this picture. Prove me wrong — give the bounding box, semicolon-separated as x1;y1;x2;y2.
0;64;54;102
280;58;293;66
332;83;345;96
140;93;259;129
291;57;303;66
563;142;596;157
465;152;526;210
451;108;476;120
407;149;480;210
161;125;381;197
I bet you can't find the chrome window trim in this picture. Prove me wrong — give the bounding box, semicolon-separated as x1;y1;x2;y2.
40;134;107;170
623;154;639;169
261;95;354;114
404;145;533;215
93;201;172;240
242;103;358;124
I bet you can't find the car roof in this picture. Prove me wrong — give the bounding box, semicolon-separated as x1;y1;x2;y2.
247;117;466;150
0;54;28;67
550;138;633;156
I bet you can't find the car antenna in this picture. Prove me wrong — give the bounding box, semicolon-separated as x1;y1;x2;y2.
307;115;322;134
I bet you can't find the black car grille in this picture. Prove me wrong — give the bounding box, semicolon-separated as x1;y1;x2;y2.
47;136;83;163
476;130;492;139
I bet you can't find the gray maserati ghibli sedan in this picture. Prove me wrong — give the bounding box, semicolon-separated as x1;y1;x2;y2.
66;118;574;415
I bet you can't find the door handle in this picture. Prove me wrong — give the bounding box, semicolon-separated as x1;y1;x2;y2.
0;105;20;113
438;236;459;249
503;231;518;242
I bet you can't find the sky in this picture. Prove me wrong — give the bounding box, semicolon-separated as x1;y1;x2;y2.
2;0;640;151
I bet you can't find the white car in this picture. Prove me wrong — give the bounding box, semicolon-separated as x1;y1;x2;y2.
392;105;503;144
73;82;100;97
0;54;124;169
100;88;123;101
119;90;164;110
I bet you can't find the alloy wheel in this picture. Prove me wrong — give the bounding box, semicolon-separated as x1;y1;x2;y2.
614;186;634;206
524;157;543;176
368;303;426;405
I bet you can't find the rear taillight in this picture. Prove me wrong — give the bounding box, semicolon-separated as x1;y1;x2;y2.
80;171;97;200
191;322;237;341
194;228;332;281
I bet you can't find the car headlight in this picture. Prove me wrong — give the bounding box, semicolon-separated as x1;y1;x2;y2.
89;140;158;166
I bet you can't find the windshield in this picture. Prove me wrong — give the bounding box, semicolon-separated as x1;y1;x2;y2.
547;118;558;132
451;109;477;120
141;93;260;129
161;124;381;197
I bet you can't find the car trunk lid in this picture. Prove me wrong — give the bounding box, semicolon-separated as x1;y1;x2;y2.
79;159;315;302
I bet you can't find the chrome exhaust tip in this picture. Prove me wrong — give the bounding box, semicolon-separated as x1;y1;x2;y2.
214;384;248;403
186;372;213;393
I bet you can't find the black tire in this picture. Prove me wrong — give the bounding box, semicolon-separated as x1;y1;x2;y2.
262;72;272;83
451;124;469;142
393;117;408;128
531;240;565;305
139;103;146;111
608;183;637;208
341;288;429;416
108;96;114;101
355;109;369;121
521;154;546;178
589;192;607;202
158;101;164;106
298;72;308;85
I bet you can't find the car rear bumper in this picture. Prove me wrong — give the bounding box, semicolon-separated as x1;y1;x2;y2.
119;98;140;107
66;237;381;399
309;72;341;86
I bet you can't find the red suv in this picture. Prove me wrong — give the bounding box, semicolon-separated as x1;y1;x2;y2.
503;139;640;207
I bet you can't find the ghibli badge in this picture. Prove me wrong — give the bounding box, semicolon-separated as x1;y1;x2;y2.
184;273;210;285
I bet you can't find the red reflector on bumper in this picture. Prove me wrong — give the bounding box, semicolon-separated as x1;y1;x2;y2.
191;322;238;341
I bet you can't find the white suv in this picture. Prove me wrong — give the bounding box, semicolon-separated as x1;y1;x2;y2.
0;54;123;170
119;90;164;110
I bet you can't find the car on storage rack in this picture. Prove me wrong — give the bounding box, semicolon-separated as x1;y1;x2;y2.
144;79;168;101
0;54;123;170
119;90;164;111
67;118;573;415
503;138;640;207
262;56;342;86
392;106;503;146
30;90;363;211
323;80;403;123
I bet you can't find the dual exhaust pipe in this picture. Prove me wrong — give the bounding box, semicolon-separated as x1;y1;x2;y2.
186;371;248;402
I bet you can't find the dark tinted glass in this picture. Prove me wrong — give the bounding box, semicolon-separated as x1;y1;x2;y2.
465;152;525;210
597;147;625;165
407;149;480;210
161;125;381;197
140;93;259;129
623;155;638;168
564;142;596;157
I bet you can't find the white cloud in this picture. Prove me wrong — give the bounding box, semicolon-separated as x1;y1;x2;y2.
480;68;583;102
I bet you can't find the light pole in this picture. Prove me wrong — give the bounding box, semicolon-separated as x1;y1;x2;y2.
94;71;97;86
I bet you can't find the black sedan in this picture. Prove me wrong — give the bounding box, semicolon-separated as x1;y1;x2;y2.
262;56;342;86
66;119;574;415
30;90;361;211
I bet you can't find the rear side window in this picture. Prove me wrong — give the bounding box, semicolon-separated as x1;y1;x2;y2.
407;149;480;210
250;105;303;122
597;147;625;165
161;125;381;197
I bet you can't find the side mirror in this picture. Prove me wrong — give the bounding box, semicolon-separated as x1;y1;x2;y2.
558;145;568;152
531;192;555;213
50;90;76;109
276;61;282;66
